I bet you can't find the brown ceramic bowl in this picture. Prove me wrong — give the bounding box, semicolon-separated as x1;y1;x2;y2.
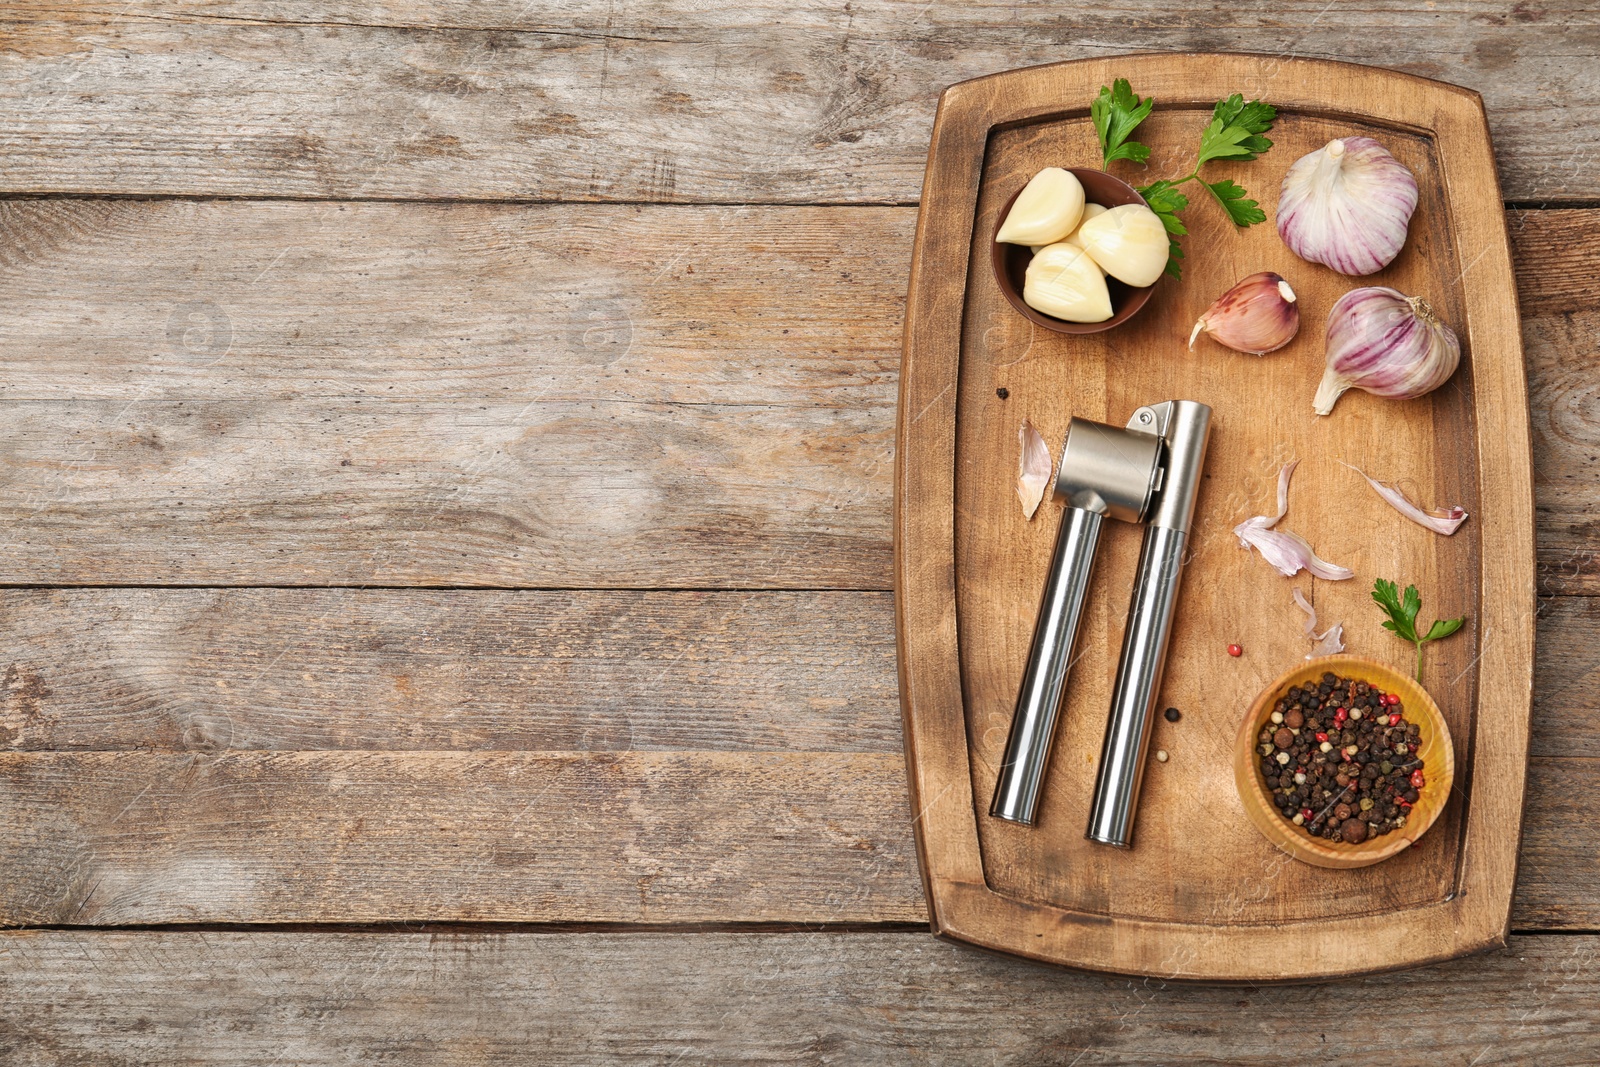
990;168;1158;335
1233;654;1455;869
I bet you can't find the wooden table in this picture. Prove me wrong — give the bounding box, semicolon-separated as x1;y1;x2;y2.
1;4;1596;1061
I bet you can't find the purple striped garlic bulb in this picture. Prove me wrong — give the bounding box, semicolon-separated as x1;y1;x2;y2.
1314;287;1460;415
1277;137;1418;276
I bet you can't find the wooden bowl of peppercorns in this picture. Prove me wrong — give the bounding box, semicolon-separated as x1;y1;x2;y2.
1233;654;1455;869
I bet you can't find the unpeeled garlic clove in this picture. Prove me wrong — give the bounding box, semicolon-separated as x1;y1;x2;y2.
1077;204;1168;288
1278;137;1418;276
1188;271;1299;355
997;168;1085;247
1023;242;1112;323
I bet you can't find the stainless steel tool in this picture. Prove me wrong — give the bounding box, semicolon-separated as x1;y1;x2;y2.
988;400;1212;847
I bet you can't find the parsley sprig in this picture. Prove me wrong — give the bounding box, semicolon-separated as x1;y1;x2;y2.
1371;578;1467;682
1091;81;1276;278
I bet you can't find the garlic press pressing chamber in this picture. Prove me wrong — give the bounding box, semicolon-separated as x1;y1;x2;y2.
989;400;1212;847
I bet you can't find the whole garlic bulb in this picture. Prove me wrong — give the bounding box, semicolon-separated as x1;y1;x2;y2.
1077;204;1168;288
1023;242;1112;323
1189;271;1299;355
1314;286;1460;415
997;168;1085;247
1278;137;1418;276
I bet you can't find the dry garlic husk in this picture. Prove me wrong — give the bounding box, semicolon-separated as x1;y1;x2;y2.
1078;204;1168;288
1277;137;1418;276
1017;418;1052;520
1234;460;1354;581
1315;286;1460;415
997;168;1085;247
1023;243;1112;323
1188;271;1299;355
1033;202;1107;254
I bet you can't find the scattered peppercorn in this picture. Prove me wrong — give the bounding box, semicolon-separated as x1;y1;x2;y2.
996;387;1009;399
1256;672;1426;844
1164;707;1182;723
1227;643;1243;657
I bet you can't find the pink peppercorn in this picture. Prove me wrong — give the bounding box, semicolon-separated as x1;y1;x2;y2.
1227;643;1243;657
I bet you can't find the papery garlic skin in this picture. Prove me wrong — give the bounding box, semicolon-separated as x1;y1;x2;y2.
1077;204;1168;288
1188;271;1300;355
1278;137;1418;276
1341;461;1468;535
1023;242;1112;323
997;168;1085;247
1292;587;1346;658
1315;286;1460;415
1233;460;1354;581
1017;419;1052;520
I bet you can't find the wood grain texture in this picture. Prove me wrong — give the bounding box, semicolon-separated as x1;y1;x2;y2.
0;748;1592;929
0;589;1595;757
3;930;1600;1065
1;2;1598;201
898;54;1532;979
0;199;1592;589
0;589;901;753
0;750;926;926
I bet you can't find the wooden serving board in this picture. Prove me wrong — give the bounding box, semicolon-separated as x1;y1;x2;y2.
895;53;1534;981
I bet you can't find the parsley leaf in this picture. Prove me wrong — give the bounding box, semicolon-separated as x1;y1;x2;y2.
1136;179;1189;278
1205;178;1267;227
1089;82;1276;278
1091;79;1154;167
1197;94;1277;165
1372;578;1467;681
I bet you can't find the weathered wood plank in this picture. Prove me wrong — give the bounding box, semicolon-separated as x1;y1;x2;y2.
2;930;1598;1065
0;200;905;405
0;750;927;926
0;201;1594;589
0;397;892;587
0;748;1592;928
2;3;1598;202
2;586;1595;755
0;589;900;753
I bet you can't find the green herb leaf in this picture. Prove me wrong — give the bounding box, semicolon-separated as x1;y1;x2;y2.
1372;578;1467;681
1137;179;1189;221
1092;79;1154;167
1204;178;1267;227
1371;579;1417;642
1197;95;1277;165
1162;239;1184;279
1402;584;1422;631
1135;179;1189;277
1422;616;1466;642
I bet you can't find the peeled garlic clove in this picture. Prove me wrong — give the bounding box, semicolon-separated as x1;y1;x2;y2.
997;168;1085;247
1023;242;1112;323
1077;204;1168;288
1278;137;1418;276
1314;286;1460;415
1033;205;1110;260
1188;271;1299;355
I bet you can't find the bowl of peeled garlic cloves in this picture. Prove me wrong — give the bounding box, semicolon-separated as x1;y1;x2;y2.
991;167;1164;335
